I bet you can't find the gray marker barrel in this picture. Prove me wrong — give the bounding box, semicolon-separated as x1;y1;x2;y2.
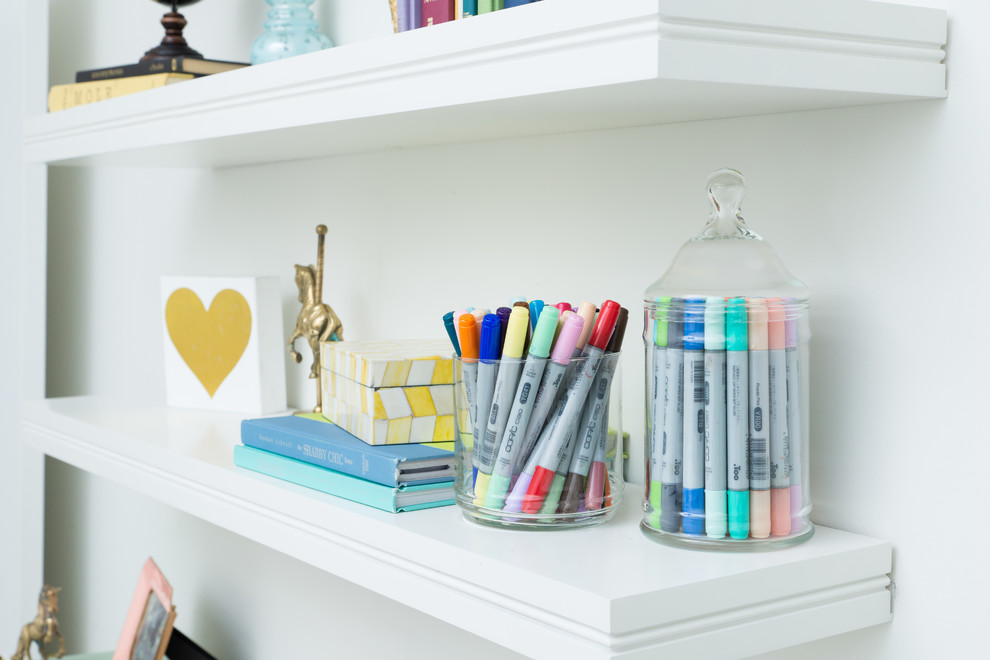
513;359;567;476
473;359;498;469
704;345;727;534
785;318;803;532
489;356;548;483
748;299;771;539
479;357;524;472
659;303;684;532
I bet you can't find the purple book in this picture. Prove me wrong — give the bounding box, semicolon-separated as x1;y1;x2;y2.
421;0;455;27
398;0;422;31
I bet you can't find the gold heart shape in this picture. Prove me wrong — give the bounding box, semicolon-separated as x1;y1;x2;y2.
165;288;252;398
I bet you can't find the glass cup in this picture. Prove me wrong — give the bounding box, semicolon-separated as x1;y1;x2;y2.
452;352;624;528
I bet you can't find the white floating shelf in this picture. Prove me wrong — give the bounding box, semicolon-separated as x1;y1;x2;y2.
23;0;946;169
23;396;892;660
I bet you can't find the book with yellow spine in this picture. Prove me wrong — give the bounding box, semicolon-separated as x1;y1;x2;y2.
48;73;193;112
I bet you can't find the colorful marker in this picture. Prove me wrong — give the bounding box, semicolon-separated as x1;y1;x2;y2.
681;298;706;535
785;304;804;532
529;299;544;332
748;298;771;539
474;307;529;504
520;301;620;514
767;298;790;536
495;307;512;356
726;297;750;539
443;311;461;356
564;306;628;513
647;297;670;527
458;313;480;488
472;314;501;488
508;313;584;480
658;302;684;532
483;306;558;509
704;296;727;538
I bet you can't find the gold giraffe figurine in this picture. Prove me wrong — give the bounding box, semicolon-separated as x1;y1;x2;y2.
4;585;65;660
287;225;344;414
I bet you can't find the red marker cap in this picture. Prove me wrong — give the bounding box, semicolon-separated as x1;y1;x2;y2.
587;300;620;350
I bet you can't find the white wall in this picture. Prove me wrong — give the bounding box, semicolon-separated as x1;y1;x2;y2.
10;0;990;657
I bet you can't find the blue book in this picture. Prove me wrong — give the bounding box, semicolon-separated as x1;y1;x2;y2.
240;415;454;487
462;0;478;16
234;446;455;513
503;0;533;8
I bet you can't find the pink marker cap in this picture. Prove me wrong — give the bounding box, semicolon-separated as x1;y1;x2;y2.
785;311;798;349
750;490;771;539
551;313;584;363
767;298;785;350
747;298;769;351
770;488;791;536
574;302;598;350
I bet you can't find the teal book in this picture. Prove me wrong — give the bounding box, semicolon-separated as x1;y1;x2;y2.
241;414;454;487
234;445;455;513
462;0;478;16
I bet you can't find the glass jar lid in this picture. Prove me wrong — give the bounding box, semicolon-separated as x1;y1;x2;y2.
644;169;809;301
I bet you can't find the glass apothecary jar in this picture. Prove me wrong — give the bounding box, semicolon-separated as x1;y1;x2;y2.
642;169;814;550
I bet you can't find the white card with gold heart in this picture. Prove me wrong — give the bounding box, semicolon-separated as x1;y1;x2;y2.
161;276;287;414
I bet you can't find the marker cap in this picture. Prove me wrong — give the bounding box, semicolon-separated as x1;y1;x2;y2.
705;490;728;538
725;297;748;351
529;299;545;331
502;472;532;513
682;488;705;535
502;307;530;359
574;302;598;350
682;298;705;351
659;484;682;533
482;473;512;510
747;298;769;351
785;306;798;349
472;472;493;506
458;314;479;361
750;490;771;539
704;296;726;350
587;300;620;350
767;298;785;350
770;488;791;536
529;307;559;358
653;296;670;347
727;490;750;539
607;307;629;353
480;314;501;361
558;472;586;514
551;313;584;363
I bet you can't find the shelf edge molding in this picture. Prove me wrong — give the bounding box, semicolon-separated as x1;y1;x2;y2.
23;0;947;169
23;397;892;659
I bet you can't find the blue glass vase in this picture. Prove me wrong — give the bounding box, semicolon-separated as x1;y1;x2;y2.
250;0;333;65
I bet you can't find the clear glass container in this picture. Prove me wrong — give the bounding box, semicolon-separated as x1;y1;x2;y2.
642;168;814;550
250;0;333;65
453;353;624;528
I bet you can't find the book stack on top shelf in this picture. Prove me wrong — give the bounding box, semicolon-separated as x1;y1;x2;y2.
399;0;538;31
48;56;248;112
235;413;456;513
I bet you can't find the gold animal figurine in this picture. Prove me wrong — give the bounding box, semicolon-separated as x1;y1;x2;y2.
287;224;344;414
5;585;65;660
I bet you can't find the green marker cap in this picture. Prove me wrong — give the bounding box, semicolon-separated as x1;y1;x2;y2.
528;306;559;358
725;297;748;351
654;296;671;347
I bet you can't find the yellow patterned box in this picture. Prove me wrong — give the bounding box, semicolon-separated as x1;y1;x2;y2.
320;340;455;445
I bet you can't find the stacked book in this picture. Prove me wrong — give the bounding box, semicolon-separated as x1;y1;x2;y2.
399;0;539;31
48;56;248;112
235;413;455;513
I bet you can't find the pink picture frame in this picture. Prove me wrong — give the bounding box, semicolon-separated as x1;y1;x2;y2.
113;557;176;660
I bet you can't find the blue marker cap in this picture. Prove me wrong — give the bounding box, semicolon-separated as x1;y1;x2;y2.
480;314;501;362
495;307;512;358
529;299;544;332
443;311;460;357
682;488;705;535
683;297;705;351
